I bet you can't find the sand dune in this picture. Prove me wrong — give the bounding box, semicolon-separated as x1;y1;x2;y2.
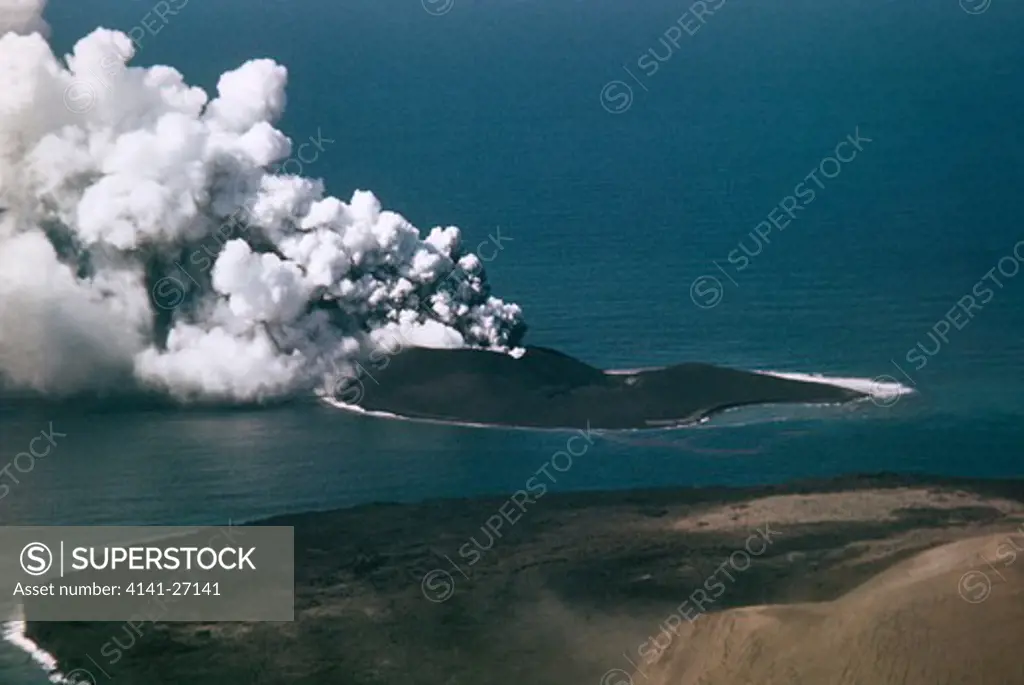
639;530;1024;685
24;476;1024;685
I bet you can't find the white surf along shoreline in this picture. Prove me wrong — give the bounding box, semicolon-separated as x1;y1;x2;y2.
318;364;915;431
2;612;63;684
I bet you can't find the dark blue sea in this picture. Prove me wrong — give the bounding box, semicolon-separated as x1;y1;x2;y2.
1;0;1023;677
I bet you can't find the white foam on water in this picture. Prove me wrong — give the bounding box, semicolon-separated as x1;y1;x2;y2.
607;366;915;402
753;369;915;402
2;613;63;682
316;394;580;433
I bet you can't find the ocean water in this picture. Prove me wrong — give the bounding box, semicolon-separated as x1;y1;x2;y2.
2;0;1023;680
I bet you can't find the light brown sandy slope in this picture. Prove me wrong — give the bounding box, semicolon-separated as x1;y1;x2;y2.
639;530;1024;685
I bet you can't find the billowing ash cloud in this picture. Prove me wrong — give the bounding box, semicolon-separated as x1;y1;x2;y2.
0;0;50;37
0;6;526;402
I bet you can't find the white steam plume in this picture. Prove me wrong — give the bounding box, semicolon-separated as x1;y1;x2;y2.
0;8;525;402
0;0;49;38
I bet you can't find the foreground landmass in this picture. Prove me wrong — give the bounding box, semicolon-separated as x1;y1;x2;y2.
330;346;867;428
27;474;1024;685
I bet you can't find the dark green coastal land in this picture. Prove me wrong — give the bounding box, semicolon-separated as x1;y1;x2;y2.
27;474;1024;685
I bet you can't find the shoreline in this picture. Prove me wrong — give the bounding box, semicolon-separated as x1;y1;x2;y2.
330;345;909;430
23;472;1024;685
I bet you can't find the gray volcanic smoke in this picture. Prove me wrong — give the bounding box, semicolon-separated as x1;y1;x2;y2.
0;1;526;401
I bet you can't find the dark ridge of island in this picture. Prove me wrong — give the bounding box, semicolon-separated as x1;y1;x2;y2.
333;345;866;429
24;474;1024;685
